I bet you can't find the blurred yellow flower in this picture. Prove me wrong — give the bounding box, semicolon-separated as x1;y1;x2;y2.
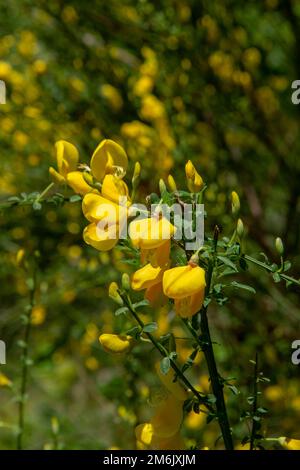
31;305;46;325
99;334;133;354
0;373;12;387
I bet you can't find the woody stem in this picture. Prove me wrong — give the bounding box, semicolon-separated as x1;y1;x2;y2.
199;226;233;449
121;293;213;413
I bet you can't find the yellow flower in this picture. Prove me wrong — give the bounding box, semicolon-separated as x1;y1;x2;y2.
185;160;204;193
135;423;184;450
150;394;183;438
99;334;133;354
0;372;12;387
131;262;168;307
101;174;130;206
66;171;94;195
163;264;206;318
31;305;46;325
131;263;163;291
129;217;176;250
49;140;79;183
90;139;128;182
135;423;154;447
82;190;127;252
155;361;188;401
83;223;119;251
278;437;300;450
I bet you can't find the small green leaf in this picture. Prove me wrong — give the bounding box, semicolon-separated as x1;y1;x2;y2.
160;357;171;375
33;201;42;211
272;272;281;283
114;307;129;316
126;326;141;339
257;407;268;414
228;384;239;395
143;322;157;333
231;281;256;294
69;194;82;203
283;261;291;272
218;256;238;271
132;299;150;309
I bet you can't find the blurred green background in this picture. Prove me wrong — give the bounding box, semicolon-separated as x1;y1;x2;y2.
0;0;300;450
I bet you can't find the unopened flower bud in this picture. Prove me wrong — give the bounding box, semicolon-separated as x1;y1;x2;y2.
121;273;130;291
132;162;141;186
51;417;59;435
275;237;284;256
237;218;244;238
83;171;94;186
159;178;167;195
231;191;240;216
167;175;177;192
16;248;26;267
185;160;204;193
108;282;123;306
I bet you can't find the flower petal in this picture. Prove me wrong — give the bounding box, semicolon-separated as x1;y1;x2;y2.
163;265;206;299
83;223;118;251
67;171;95;195
131;263;163;291
55;140;79;178
91;139;128;181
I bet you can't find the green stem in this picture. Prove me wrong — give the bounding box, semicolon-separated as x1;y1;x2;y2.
122;294;212;413
199;227;234;450
244;254;300;286
250;353;259;451
35;182;55;203
17;270;36;450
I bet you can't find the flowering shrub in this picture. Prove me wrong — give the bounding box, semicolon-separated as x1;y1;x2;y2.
19;136;297;450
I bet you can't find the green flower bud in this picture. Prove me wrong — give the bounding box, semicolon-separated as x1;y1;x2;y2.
237;218;244;238
159;178;167;195
275;237;284;256
121;273;130;291
231;191;240;215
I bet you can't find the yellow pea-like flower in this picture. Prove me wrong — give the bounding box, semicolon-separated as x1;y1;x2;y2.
185;160;204;193
131;263;163;291
99;334;133;354
55;140;79;179
101;174;131;206
155;361;188;401
82;193;124;225
83;223;119;251
163;264;206;318
67;171;94;195
278;437;300;450
150;394;183;438
129;217;176;250
90;139;128;182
